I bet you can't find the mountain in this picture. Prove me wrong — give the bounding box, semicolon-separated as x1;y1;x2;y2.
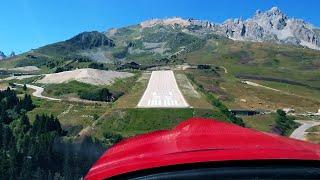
66;31;115;49
37;31;115;57
2;7;320;67
0;51;6;60
134;7;320;50
102;7;320;63
219;7;320;50
104;20;206;63
9;51;16;57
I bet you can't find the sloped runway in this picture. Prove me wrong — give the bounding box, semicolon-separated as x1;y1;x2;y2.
137;71;189;108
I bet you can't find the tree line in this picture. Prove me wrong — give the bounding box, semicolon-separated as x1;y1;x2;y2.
0;88;105;179
275;109;299;135
78;88;123;102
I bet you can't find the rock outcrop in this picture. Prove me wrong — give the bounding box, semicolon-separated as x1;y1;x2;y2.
137;7;320;50
66;31;115;49
218;7;320;50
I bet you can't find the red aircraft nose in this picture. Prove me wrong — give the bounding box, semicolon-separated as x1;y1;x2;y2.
85;118;320;179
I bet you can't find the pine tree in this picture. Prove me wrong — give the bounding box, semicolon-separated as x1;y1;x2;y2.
275;109;298;135
32;114;41;135
23;84;27;91
2;125;14;149
0;105;11;124
21;94;35;111
20;156;33;179
20;114;31;132
4;88;19;109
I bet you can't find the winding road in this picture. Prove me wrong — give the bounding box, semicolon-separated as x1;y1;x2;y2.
15;83;61;101
290;120;320;140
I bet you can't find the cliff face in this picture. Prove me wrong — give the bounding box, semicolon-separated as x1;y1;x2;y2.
136;7;320;50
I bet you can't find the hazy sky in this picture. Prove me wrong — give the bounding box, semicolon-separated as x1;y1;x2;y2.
0;0;319;55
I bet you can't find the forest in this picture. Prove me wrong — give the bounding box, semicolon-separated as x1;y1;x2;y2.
0;88;105;179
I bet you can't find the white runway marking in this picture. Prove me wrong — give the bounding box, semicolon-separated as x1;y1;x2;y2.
137;71;189;108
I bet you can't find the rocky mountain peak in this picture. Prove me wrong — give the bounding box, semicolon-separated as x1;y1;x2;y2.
140;17;190;28
0;51;6;60
219;7;319;50
254;7;285;18
9;51;16;57
134;8;320;50
268;7;284;16
188;18;215;28
66;31;115;49
253;7;287;30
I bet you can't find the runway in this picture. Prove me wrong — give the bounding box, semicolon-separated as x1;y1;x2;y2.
137;70;189;108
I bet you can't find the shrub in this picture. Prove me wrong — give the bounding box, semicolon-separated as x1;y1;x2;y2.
88;62;108;70
275;109;299;135
78;88;123;102
103;131;123;144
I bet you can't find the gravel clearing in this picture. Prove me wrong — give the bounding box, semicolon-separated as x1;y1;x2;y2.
4;75;41;80
137;70;189;108
9;66;40;72
37;68;133;85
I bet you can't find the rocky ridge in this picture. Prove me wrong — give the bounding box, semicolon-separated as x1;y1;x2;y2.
137;7;320;50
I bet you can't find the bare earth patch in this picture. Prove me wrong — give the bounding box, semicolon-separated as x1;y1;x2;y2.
0;66;40;72
9;66;40;72
4;75;41;80
37;68;133;85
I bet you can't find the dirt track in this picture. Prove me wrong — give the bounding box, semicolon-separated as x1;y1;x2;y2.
137;71;189;108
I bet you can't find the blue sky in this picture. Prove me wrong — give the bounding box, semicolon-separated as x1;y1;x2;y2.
0;0;319;55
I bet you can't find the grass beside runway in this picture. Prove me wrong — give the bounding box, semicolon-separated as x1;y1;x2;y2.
175;72;213;109
183;39;320;113
93;108;228;138
27;97;111;136
115;73;150;108
242;114;276;133
306;133;320;144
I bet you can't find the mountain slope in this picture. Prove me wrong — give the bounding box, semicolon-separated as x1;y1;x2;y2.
135;7;320;50
36;31;115;57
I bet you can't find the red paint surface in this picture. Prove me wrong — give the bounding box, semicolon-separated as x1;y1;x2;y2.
85;118;320;179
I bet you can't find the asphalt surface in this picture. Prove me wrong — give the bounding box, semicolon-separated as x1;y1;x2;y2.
15;83;61;101
290;120;320;140
137;70;189;108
